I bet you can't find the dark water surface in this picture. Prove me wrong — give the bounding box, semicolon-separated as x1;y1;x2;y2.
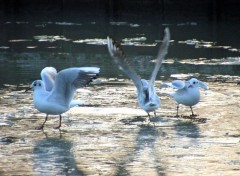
0;18;240;87
0;15;240;175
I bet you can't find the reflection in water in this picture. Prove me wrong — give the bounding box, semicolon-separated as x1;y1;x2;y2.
33;135;85;176
174;121;200;146
116;126;165;175
0;18;240;87
175;121;200;137
0;51;239;88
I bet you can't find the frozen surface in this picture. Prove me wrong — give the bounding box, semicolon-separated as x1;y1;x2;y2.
0;80;239;175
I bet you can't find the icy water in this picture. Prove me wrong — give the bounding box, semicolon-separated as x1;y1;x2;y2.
0;19;240;175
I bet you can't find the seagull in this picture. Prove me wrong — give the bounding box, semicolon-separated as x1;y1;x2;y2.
107;28;170;120
160;78;209;117
26;67;100;130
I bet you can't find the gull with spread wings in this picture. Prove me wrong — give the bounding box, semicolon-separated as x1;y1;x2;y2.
26;67;100;130
107;28;170;120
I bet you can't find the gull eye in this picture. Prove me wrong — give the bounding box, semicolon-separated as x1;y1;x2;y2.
33;83;37;86
39;83;41;86
193;81;198;85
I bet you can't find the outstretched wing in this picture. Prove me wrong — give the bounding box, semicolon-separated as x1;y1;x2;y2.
47;67;100;107
160;80;186;90
107;37;142;91
40;67;57;91
149;28;170;86
198;80;209;90
72;67;100;88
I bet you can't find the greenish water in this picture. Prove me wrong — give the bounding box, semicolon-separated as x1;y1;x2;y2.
0;20;239;87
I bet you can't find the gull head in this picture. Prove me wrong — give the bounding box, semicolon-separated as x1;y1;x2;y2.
25;80;45;92
187;78;209;90
186;78;199;88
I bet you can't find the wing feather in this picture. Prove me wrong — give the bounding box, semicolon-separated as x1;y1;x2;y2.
107;37;142;91
40;67;57;91
149;28;170;86
160;80;186;90
47;67;100;107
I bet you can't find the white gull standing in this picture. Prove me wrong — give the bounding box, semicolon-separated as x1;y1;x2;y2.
26;67;100;130
160;78;208;117
107;28;170;120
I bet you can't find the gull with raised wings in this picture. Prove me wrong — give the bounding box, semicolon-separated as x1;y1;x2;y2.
107;28;170;120
26;67;100;130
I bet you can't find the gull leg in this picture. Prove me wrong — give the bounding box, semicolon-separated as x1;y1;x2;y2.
147;112;151;122
154;111;157;118
153;111;157;128
54;115;62;129
35;114;48;130
147;112;155;127
175;104;180;117
190;106;197;117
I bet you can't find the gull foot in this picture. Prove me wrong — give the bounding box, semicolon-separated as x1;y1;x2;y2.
190;114;198;118
175;114;181;118
35;126;44;130
53;126;61;129
190;117;207;123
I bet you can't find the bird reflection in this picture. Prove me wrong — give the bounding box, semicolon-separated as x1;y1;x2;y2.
116;125;166;175
33;135;85;176
174;121;200;146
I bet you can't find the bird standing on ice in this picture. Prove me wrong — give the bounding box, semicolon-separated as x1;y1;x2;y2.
107;28;170;120
160;78;208;117
26;67;100;130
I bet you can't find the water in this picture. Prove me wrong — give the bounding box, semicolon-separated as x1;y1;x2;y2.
1;19;240;86
0;17;240;175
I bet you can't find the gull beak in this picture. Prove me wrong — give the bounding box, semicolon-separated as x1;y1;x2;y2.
25;87;32;92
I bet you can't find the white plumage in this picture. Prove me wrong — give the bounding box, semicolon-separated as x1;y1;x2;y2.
27;67;100;129
160;78;208;116
107;28;170;119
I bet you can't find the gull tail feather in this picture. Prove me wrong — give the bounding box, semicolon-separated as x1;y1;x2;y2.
161;91;174;97
70;100;85;108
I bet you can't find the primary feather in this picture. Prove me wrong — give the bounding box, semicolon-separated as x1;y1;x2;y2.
107;28;170;117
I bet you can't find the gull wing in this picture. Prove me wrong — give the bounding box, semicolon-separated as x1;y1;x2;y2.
141;79;149;90
198;80;209;90
160;80;186;90
47;67;100;107
40;67;57;91
107;36;142;90
149;28;170;86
